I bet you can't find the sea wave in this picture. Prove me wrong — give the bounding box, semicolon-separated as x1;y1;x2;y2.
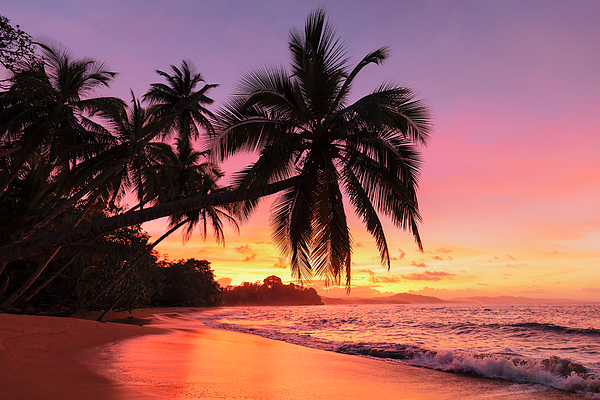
204;319;600;398
508;322;600;337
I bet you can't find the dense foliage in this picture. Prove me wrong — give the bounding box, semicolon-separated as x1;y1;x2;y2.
0;217;222;312
222;275;323;306
153;258;222;307
0;10;430;314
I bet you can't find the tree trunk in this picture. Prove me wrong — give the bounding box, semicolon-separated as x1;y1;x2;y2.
19;251;81;303
0;176;298;264
96;289;128;322
71;218;190;314
1;247;61;306
2;202;91;305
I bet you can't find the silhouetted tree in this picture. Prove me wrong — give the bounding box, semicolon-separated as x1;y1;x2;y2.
152;258;221;307
222;275;322;306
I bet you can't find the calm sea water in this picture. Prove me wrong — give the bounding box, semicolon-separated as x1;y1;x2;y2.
199;303;600;397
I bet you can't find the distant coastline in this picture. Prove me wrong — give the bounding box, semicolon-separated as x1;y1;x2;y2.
320;293;585;305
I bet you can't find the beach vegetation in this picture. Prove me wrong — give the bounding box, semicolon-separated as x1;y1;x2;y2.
0;9;430;313
222;275;322;306
0;15;36;74
152;258;222;307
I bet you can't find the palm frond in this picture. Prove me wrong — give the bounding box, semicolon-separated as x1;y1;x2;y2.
341;165;391;268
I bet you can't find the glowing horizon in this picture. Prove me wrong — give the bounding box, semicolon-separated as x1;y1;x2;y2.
4;0;599;301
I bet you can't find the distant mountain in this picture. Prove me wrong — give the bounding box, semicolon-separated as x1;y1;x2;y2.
387;293;449;304
448;296;582;304
321;292;446;305
320;293;584;305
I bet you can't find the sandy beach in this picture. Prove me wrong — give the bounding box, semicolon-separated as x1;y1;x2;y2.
0;309;581;399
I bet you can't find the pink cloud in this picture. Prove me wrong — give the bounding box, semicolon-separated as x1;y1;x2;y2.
582;287;600;293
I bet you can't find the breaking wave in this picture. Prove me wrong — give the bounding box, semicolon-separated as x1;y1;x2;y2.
200;304;600;398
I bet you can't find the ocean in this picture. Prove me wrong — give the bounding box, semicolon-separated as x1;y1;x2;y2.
199;303;600;397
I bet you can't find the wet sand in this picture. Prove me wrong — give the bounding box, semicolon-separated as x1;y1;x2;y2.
0;309;582;399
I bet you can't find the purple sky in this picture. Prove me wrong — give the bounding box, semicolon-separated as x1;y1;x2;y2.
3;1;600;300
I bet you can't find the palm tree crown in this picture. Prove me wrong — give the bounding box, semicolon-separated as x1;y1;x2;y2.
143;60;217;150
215;9;432;286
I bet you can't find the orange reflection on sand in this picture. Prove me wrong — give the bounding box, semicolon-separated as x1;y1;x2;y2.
92;314;575;400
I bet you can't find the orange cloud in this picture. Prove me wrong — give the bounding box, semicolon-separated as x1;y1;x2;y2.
411;261;428;268
401;271;456;281
359;269;402;284
234;245;252;253
217;277;232;287
398;249;406;260
234;245;256;262
432;255;443;260
273;257;288;269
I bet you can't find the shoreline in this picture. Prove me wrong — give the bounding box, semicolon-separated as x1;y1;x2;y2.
0;308;583;399
0;309;172;399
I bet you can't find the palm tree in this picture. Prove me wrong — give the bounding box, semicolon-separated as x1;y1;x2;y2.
143;60;216;151
0;10;431;290
0;42;123;197
213;8;430;285
69;140;237;314
67;63;232;312
2;95;174;307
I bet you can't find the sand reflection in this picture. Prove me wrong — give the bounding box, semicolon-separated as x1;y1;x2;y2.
92;314;578;400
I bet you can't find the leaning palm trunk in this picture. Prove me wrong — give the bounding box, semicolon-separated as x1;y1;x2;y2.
0;177;298;264
1;247;61;306
19;251;81;303
70;217;190;314
96;288;128;322
1;201;94;306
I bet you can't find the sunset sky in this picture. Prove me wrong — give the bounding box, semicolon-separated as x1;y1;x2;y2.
4;1;599;301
